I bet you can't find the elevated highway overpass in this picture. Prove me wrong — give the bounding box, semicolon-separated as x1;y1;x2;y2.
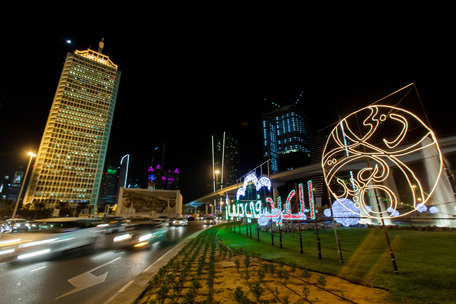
186;135;456;213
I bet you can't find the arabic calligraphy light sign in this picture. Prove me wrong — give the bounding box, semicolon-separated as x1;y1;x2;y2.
322;105;443;220
227;173;316;226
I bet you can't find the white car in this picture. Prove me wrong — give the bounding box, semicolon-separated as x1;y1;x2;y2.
111;221;168;248
0;217;101;263
170;218;188;226
1;219;28;233
203;217;216;225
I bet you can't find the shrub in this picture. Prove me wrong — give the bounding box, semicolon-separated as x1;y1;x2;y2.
317;275;327;288
250;282;263;301
243;255;251;269
234;259;240;272
234;286;251;304
256;267;266;282
242;270;250;282
302;286;310;300
301;269;311;282
277;269;289;284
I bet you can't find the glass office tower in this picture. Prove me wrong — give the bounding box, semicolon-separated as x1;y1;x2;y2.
262;104;310;173
23;40;121;213
212;132;240;189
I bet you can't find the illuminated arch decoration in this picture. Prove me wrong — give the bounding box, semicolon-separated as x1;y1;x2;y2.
322;105;443;220
236;173;271;200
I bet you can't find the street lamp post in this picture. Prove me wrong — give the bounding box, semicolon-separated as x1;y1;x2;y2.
214;170;220;214
12;152;36;219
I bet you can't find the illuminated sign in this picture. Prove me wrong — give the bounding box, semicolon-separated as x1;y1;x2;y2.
228;173;316;226
322;105;443;220
307;180;316;220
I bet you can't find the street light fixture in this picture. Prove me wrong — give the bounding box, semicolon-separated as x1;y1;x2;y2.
213;170;220;214
214;170;220;188
12;152;36;219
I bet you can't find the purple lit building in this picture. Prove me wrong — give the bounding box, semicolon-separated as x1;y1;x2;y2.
147;165;179;190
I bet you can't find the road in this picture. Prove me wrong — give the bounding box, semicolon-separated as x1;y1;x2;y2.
0;220;208;304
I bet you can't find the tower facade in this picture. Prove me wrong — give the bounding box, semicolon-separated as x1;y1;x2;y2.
24;42;121;213
262;104;310;173
212;132;240;189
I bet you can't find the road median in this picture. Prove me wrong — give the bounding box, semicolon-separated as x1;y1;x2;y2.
104;229;204;304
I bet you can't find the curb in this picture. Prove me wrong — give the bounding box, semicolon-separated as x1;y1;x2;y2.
104;229;203;304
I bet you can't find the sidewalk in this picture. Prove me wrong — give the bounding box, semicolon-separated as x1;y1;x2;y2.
104;230;203;304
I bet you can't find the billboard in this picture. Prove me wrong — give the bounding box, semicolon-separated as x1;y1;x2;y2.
116;188;182;218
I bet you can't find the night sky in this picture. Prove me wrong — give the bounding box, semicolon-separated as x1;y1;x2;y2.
0;12;454;202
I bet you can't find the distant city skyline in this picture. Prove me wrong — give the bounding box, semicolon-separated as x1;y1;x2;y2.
1;20;454;203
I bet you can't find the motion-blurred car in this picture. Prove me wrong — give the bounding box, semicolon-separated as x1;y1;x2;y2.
111;220;168;249
170;218;188;226
203;216;216;225
1;219;29;233
0;217;101;263
95;216;127;233
152;217;170;226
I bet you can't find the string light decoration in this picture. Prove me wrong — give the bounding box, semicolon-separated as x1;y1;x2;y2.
307;180;316;220
322;105;443;220
228;173;316;226
324;198;360;227
236;173;271;200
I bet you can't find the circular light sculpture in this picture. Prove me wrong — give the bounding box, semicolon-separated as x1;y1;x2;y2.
322;105;443;220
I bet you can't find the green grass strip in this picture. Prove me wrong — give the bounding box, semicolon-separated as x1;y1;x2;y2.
218;224;456;304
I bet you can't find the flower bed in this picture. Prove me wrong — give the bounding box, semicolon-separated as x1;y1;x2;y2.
136;226;389;303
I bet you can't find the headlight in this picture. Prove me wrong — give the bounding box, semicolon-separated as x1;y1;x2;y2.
134;242;149;247
17;249;51;260
0;248;15;255
19;238;58;248
113;234;131;242
138;234;152;242
0;239;21;246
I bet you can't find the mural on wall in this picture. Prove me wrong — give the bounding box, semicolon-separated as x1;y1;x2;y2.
122;190;169;213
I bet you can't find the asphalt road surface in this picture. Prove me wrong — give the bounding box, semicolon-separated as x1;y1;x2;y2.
0;220;209;304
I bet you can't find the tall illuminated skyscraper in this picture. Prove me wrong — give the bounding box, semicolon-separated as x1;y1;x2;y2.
24;40;121;213
212;132;240;189
262;103;310;173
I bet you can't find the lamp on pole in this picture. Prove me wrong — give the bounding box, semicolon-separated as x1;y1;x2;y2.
214;170;220;214
12;152;36;219
214;170;220;190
